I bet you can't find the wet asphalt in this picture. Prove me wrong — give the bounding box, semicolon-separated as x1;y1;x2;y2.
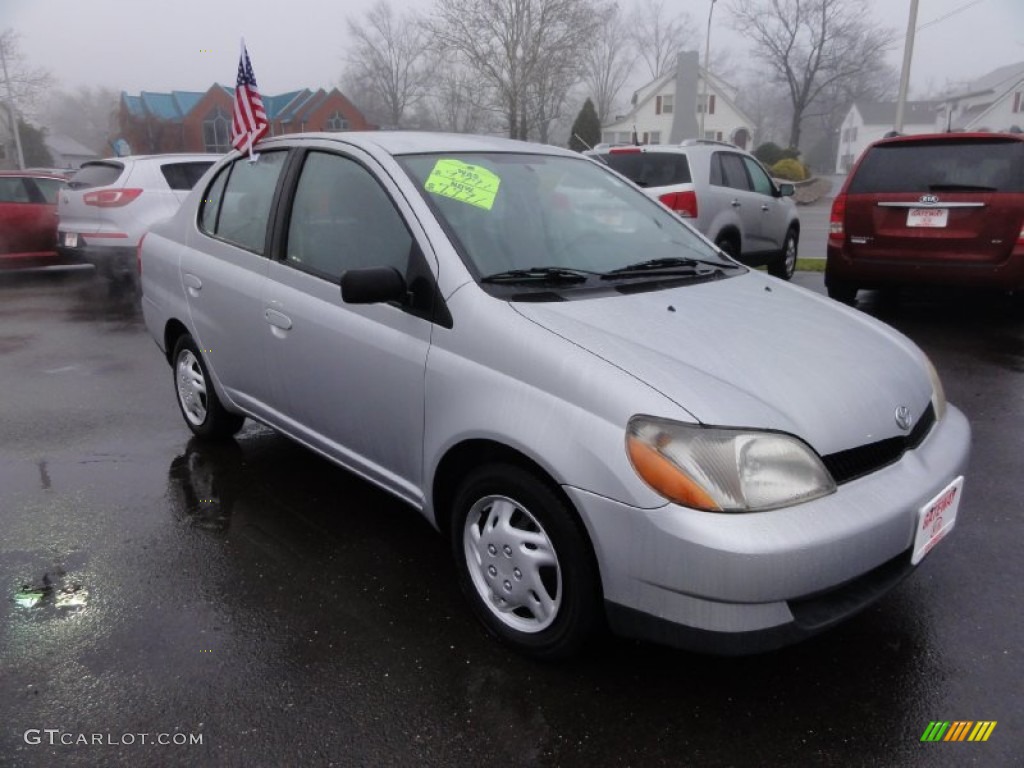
1;269;1021;768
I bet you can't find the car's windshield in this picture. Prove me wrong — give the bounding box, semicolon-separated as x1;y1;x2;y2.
397;152;731;282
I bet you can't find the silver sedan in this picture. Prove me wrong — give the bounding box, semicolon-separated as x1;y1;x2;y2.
141;132;970;658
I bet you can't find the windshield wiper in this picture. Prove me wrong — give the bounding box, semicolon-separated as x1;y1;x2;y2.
602;256;739;278
480;266;600;284
928;183;997;192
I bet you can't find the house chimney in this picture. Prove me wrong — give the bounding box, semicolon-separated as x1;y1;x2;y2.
669;51;701;143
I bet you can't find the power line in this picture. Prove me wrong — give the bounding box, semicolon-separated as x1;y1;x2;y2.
917;0;985;32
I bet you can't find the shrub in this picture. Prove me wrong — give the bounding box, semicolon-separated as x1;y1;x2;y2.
770;158;808;181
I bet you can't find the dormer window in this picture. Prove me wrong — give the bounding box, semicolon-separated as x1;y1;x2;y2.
202;107;231;153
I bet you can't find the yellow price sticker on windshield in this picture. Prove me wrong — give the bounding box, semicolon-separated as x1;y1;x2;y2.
424;159;500;210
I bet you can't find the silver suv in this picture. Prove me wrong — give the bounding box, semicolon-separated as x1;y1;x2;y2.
57;154;217;281
588;140;800;279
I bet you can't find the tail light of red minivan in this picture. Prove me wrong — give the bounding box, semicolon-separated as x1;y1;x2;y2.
829;194;847;242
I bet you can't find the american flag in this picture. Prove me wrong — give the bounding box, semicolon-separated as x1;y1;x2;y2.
231;40;269;156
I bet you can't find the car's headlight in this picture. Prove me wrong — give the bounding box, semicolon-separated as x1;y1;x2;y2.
923;355;947;421
626;416;836;512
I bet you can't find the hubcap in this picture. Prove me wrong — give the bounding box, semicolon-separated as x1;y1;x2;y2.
785;236;797;275
463;495;562;633
176;349;208;426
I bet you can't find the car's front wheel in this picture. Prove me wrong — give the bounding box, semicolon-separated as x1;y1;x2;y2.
451;464;601;659
172;334;245;440
768;228;798;280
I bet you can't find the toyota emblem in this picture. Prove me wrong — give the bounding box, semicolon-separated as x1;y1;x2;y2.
895;406;913;431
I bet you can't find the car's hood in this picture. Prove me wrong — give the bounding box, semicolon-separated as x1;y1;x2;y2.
511;273;934;456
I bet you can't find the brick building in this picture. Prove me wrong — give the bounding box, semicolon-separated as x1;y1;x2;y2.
117;84;373;154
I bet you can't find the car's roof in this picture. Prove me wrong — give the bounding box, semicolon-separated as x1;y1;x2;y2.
872;131;1024;148
256;131;576;158
0;170;68;179
81;153;221;164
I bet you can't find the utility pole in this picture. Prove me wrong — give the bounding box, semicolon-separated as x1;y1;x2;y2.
0;36;25;170
894;0;920;133
700;0;717;139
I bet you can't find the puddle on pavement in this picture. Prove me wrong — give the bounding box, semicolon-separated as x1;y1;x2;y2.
13;572;89;612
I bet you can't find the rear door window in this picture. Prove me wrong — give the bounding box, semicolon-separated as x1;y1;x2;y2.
68;162;124;190
199;151;287;254
600;152;691;188
849;140;1024;194
742;157;775;196
31;177;65;204
160;161;215;190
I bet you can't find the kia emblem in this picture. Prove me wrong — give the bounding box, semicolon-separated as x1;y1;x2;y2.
895;406;913;431
918;194;939;205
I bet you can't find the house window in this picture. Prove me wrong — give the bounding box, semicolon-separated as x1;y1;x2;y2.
649;131;660;145
697;94;716;115
202;107;231;153
1014;92;1023;113
704;131;722;141
325;111;349;132
661;94;673;114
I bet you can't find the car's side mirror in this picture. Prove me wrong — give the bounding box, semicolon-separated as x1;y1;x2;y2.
340;266;408;305
778;183;796;197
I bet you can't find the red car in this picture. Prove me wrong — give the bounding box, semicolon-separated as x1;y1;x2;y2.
0;170;68;269
826;132;1024;304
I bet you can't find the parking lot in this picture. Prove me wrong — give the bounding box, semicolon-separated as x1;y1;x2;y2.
1;268;1021;767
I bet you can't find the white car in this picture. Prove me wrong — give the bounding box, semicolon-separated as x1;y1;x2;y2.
57;154;218;281
587;140;801;279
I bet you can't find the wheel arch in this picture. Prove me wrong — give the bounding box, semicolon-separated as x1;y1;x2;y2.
164;319;191;366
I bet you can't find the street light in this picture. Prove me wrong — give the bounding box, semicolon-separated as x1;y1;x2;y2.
700;0;717;140
894;0;920;133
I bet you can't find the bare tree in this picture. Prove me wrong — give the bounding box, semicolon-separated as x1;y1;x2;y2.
582;3;635;123
42;86;119;154
626;0;694;80
344;1;429;128
728;0;896;151
423;61;496;134
431;0;601;140
0;29;55;169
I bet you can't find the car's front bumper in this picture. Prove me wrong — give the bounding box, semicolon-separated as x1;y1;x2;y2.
567;404;971;654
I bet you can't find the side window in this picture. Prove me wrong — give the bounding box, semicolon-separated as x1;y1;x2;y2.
720;153;751;191
285;151;413;283
200;152;287;253
0;177;31;203
161;162;215;191
709;153;724;186
199;165;230;234
32;178;65;204
742;157;775;196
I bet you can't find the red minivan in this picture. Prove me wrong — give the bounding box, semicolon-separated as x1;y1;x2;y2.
825;132;1024;304
0;171;67;269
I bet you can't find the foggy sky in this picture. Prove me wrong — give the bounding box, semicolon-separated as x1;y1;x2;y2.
4;0;1024;103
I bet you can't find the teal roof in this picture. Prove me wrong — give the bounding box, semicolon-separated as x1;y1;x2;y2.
263;90;303;119
122;85;333;122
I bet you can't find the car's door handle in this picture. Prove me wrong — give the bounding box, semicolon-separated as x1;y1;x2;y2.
183;273;202;296
761;204;770;211
264;308;293;331
731;199;741;207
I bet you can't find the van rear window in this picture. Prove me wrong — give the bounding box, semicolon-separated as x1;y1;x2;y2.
849;140;1024;194
599;152;692;188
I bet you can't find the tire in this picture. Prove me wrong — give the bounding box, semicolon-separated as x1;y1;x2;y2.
172;334;245;440
715;234;740;260
450;464;601;660
768;228;798;280
825;278;858;305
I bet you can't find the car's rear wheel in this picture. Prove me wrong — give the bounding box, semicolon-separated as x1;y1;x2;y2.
451;464;600;659
768;228;798;280
172;334;245;440
825;278;859;305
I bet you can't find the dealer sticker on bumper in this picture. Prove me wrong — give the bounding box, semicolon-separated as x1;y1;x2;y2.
912;476;963;565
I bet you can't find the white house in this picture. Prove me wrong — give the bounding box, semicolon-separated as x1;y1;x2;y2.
44;133;98;170
933;61;1024;133
834;101;939;173
602;52;753;149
